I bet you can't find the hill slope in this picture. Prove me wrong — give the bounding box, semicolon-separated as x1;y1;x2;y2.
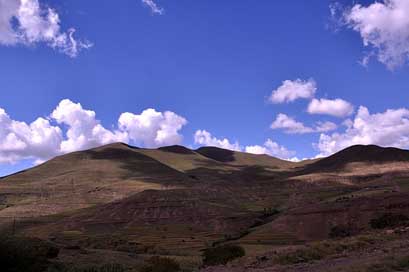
2;143;409;271
196;146;295;169
302;145;409;173
0;143;294;219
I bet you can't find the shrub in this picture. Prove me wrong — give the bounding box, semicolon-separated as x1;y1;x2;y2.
140;256;180;272
0;236;59;272
202;245;245;266
329;225;353;238
370;213;409;229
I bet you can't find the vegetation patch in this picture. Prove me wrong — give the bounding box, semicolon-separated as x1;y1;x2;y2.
202;245;245;266
140;256;181;272
370;213;409;229
329;225;354;238
0;235;59;272
275;247;324;265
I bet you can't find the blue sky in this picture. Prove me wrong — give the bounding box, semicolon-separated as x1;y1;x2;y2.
2;0;409;176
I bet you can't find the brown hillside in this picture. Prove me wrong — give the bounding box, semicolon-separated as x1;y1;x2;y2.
2;143;409;271
302;144;409;173
196;146;295;169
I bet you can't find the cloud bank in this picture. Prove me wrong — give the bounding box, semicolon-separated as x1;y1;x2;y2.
0;99;187;164
317;106;409;156
194;130;241;151
245;139;296;159
194;129;295;160
270;114;337;134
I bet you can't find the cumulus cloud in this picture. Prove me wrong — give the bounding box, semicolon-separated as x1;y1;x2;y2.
270;114;313;134
51;100;127;153
270;114;337;134
0;99;187;164
194;130;241;151
194;130;295;160
316;106;409;156
0;108;62;164
119;109;187;147
315;121;338;132
269;79;316;104
307;98;354;117
0;0;91;57
141;0;164;15
245;139;295;159
338;0;409;69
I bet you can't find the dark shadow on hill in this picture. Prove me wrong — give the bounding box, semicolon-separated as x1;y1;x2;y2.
185;159;285;184
196;147;236;162
121;143;140;150
158;145;196;155
84;148;188;183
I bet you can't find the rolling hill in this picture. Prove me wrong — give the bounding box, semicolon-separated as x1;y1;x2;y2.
304;144;409;172
1;143;409;271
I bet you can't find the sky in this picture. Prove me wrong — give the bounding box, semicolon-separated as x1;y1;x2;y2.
2;0;409;176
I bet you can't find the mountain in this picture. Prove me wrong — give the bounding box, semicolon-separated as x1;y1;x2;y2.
1;143;409;271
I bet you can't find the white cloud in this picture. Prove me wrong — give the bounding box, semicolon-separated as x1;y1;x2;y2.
340;0;409;69
194;130;241;151
119;109;187;147
0;108;62;164
0;0;91;57
245;139;295;160
307;98;354;117
316;106;409;156
315;121;338;132
142;0;164;15
270;114;314;134
51;99;127;153
0;99;188;164
270;114;338;134
269;79;316;104
194;130;296;160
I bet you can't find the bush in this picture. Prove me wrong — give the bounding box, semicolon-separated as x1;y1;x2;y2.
0;236;59;272
202;245;245;266
140;256;180;272
370;213;409;229
329;225;353;238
